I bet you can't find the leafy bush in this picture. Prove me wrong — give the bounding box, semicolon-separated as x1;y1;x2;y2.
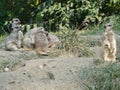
0;0;42;35
102;0;120;15
36;0;105;30
0;0;120;35
36;1;72;31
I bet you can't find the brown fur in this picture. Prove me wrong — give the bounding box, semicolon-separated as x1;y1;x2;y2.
5;28;23;51
47;33;60;48
103;23;116;62
5;18;23;51
34;31;49;55
22;27;45;50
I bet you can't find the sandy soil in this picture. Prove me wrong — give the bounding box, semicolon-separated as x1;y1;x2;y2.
0;49;94;90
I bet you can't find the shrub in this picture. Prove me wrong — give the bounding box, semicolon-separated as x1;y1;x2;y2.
36;0;104;30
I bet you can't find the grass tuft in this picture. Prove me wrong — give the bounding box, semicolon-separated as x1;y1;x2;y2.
80;62;120;90
0;59;23;72
56;28;93;57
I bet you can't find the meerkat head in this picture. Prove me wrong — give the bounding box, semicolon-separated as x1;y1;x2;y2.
12;18;21;25
37;26;45;31
39;27;49;35
104;23;113;31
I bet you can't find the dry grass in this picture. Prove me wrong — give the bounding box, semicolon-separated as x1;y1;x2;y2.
80;61;120;90
55;28;93;57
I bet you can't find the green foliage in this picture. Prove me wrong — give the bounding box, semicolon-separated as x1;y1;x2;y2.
1;0;42;23
36;1;72;30
0;0;120;34
36;0;104;30
102;0;120;15
110;0;120;3
80;62;120;90
35;0;120;31
75;0;104;26
0;0;42;35
108;15;120;34
33;0;120;31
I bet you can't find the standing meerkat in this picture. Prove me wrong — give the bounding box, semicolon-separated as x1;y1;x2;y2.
34;30;49;55
103;23;116;62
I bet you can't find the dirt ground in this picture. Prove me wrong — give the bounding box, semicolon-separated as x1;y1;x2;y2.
0;35;120;90
0;50;94;90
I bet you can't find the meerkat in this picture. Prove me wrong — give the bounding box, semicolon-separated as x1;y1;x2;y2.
5;25;23;51
34;30;49;55
103;23;116;62
47;33;60;48
5;18;23;51
22;27;46;50
34;33;60;55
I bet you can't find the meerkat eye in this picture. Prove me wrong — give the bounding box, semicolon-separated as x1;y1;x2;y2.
41;27;43;29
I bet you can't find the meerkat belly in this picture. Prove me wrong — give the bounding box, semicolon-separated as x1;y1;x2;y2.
5;33;18;44
35;33;49;48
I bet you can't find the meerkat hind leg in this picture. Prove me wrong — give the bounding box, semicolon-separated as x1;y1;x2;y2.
35;47;48;56
6;43;19;51
109;53;116;62
104;52;109;61
23;48;33;51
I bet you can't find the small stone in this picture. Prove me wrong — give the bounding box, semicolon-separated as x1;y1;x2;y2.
9;80;15;84
39;65;43;69
39;63;47;69
4;67;9;72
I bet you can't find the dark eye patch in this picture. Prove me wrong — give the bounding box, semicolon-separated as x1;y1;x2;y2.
14;27;20;29
108;25;112;26
40;27;43;29
12;19;19;22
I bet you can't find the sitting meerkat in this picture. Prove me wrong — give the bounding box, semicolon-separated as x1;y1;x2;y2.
103;23;116;62
5;18;23;51
34;30;49;55
5;25;23;51
34;29;61;55
22;27;45;50
47;33;60;48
